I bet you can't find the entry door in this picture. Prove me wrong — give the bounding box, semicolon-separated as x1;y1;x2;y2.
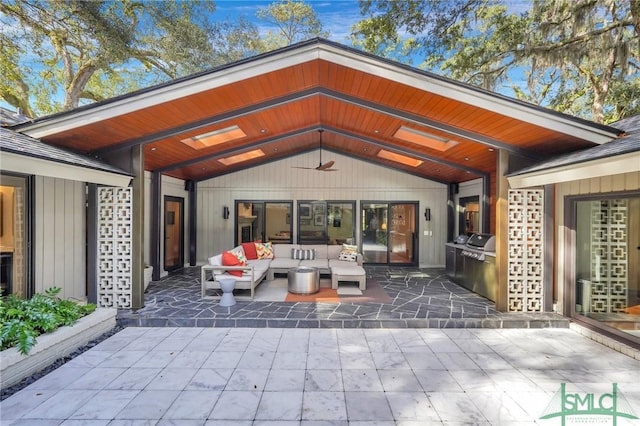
164;196;184;272
361;202;417;265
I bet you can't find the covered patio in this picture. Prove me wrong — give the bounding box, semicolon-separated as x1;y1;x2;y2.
118;266;568;329
8;37;631;333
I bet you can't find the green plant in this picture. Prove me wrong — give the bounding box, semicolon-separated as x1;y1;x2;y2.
0;287;96;355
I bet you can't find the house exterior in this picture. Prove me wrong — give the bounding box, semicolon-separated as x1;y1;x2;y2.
0;113;131;302
1;39;637;346
508;115;640;344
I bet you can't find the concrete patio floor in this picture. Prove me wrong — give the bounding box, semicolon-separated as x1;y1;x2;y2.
1;326;639;425
3;267;639;425
117;266;569;329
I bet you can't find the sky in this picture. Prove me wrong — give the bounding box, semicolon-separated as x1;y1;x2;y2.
213;0;365;43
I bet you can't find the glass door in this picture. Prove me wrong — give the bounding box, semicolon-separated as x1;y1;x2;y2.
164;196;184;272
389;203;417;265
361;202;417;265
0;175;29;297
573;196;640;342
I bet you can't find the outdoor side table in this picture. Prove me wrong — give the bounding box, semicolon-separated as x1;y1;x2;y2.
288;266;319;294
218;277;237;307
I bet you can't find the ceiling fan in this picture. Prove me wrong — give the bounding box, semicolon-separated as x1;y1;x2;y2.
293;129;338;171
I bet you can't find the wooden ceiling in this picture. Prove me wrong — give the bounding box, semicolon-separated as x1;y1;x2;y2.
14;39;622;184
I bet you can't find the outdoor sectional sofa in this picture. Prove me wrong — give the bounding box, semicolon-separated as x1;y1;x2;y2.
201;243;366;300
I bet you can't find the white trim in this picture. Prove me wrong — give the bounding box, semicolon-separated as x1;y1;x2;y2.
507;152;640;188
18;42;619;144
1;152;132;187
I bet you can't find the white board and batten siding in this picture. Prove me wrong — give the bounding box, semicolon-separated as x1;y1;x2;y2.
553;170;640;315
197;152;450;267
33;176;86;301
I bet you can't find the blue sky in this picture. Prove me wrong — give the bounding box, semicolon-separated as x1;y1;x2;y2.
213;0;364;43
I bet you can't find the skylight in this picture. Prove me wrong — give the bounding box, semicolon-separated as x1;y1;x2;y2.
218;149;265;166
393;126;458;151
377;149;423;167
181;125;246;150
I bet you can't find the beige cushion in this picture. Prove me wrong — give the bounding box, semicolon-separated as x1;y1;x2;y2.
327;245;342;259
273;244;299;258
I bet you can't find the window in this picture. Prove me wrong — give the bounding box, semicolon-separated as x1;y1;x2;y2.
298;201;355;245
235;201;292;245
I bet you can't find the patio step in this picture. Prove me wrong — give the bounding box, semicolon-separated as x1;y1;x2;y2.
117;312;570;329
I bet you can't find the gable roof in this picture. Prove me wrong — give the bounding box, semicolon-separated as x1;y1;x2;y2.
8;38;623;185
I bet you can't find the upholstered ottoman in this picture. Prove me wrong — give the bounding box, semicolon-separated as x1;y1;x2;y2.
331;264;366;290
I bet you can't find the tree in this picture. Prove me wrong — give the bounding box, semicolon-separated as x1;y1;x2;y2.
0;0;261;117
256;0;328;50
352;0;640;123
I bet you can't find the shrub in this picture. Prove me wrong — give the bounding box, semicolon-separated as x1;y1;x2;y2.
0;287;96;355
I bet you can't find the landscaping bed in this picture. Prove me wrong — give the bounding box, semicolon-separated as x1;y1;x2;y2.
0;308;117;390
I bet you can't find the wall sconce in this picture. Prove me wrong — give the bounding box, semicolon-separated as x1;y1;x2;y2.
223;206;230;220
424;208;431;222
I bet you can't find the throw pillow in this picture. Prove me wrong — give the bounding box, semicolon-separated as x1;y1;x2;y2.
241;242;258;260
338;250;358;262
292;248;315;260
255;242;274;259
230;246;248;264
342;243;358;253
222;251;245;276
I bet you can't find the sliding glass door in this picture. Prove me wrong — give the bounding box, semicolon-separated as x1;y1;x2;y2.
572;195;640;343
361;202;417;265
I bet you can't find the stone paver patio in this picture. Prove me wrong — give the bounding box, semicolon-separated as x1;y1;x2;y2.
118;266;568;329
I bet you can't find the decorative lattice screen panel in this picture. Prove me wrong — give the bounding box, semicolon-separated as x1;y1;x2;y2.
97;187;132;308
507;189;544;312
590;200;628;313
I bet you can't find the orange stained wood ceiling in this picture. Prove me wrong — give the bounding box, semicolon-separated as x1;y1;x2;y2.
14;39;621;184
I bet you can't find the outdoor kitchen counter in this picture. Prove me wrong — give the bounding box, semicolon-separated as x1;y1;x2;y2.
445;242;497;302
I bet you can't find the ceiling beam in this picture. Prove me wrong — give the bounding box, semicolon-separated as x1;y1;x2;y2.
90;88;320;157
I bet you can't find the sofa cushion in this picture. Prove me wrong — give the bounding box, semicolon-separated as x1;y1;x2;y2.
247;259;270;275
342;243;358;253
299;259;329;271
209;254;223;266
292;248;315;260
241;242;258;260
327;245;342;259
230;246;248;264
329;259;361;268
338;250;358;262
273;243;299;258
331;263;365;276
269;257;300;270
302;245;328;259
255;242;274;259
222;251;245;276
